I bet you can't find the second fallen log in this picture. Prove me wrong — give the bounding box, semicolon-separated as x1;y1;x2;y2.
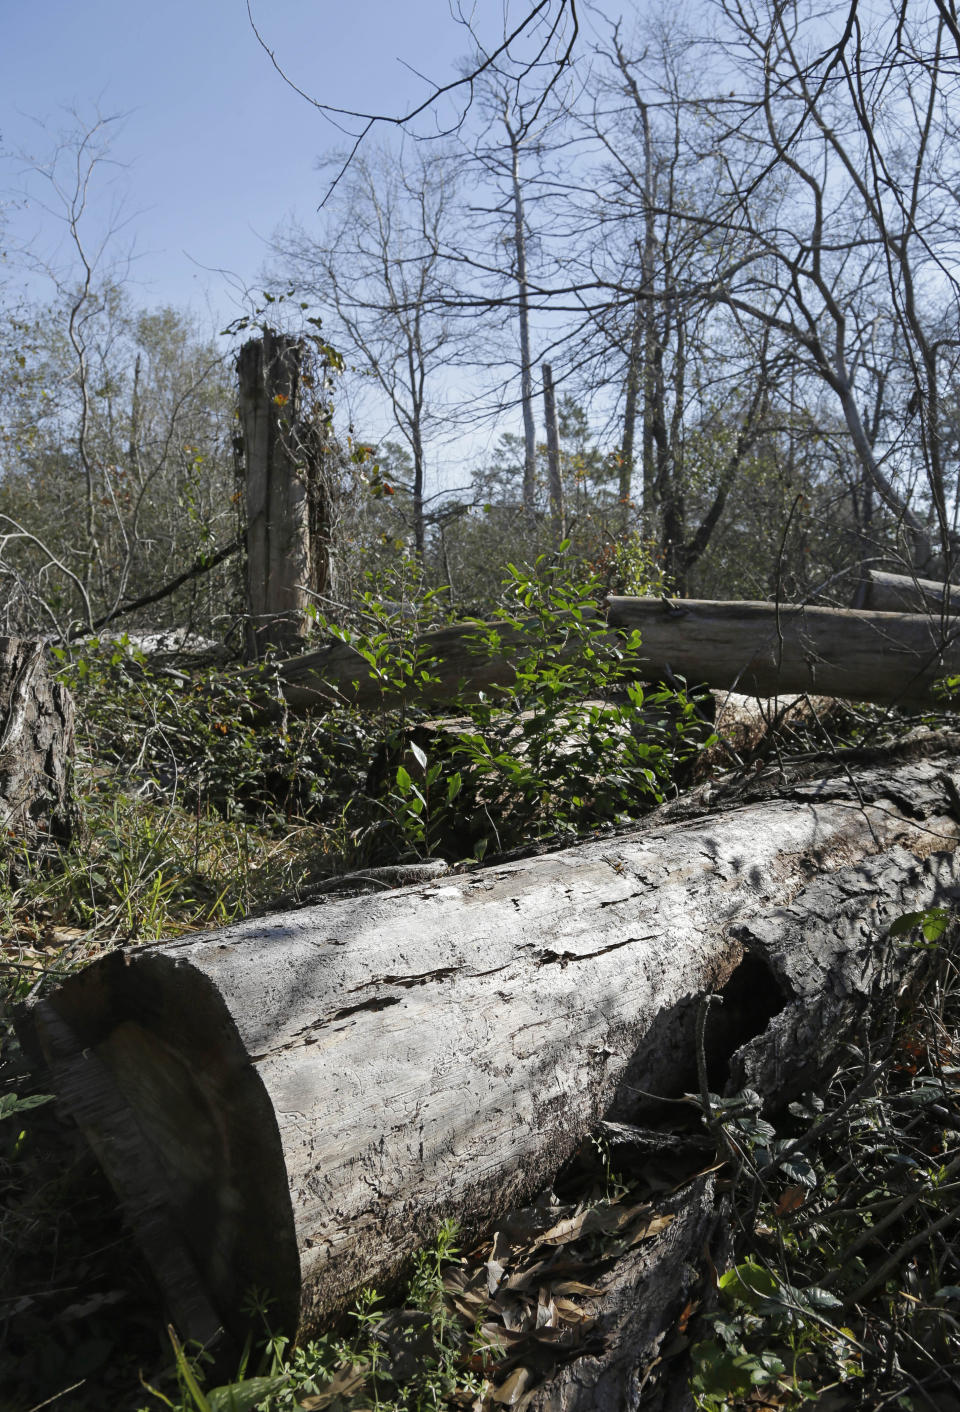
607;597;960;705
237;599;960;718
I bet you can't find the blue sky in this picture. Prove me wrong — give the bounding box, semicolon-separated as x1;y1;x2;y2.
1;1;490;325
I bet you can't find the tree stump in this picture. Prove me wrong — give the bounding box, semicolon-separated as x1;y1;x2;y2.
237;330;336;661
0;638;74;880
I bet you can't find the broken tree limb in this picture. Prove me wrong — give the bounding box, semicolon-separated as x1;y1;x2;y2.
858;568;960;616
78;536;242;639
17;742;960;1349
606;597;960;706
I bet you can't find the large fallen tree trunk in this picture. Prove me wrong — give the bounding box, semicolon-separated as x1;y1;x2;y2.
858;567;960;615
606;597;960;706
17;739;960;1353
240;599;960;718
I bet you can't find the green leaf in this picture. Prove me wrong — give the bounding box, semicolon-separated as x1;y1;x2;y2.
206;1376;289;1412
396;765;412;792
889;906;950;941
718;1260;781;1309
0;1092;53;1122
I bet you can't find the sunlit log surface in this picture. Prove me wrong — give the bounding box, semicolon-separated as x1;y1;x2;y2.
19;741;960;1352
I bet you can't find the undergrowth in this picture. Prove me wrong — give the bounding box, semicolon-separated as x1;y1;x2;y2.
4;557;960;1408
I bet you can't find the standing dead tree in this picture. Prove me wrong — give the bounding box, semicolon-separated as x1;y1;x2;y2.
237;330;336;659
704;0;960;574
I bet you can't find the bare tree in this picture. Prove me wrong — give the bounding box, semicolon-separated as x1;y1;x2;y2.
272;147;461;557
0;117;239;641
247;1;581;203
700;0;960;573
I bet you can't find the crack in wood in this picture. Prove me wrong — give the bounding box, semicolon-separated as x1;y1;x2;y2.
537;936;646;968
329;996;403;1022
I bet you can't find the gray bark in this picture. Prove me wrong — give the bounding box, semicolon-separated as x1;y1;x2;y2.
17;745;960;1352
505;116;538;517
542;363;565;541
0;638;74;880
237;598;960;719
606;596;960;707
859;568;960;616
238;331;332;659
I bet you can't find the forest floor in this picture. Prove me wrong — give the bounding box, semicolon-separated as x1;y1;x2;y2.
4;642;960;1410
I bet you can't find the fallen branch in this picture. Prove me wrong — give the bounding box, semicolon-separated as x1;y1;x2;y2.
69;536;243;641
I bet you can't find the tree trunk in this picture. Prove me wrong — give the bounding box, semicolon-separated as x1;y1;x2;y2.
506;117;538;518
237;331;333;659
0;638;74;881
606;596;960;707
236;598;960;719
858;568;960;615
18;744;960;1347
542;363;565;542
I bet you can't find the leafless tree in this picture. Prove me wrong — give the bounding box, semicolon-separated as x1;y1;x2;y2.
247;1;581;204
700;0;960;574
271;147;462;556
0;117;240;641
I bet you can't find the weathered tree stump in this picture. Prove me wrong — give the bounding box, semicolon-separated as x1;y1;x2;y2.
237;330;336;661
17;740;960;1353
0;638;74;879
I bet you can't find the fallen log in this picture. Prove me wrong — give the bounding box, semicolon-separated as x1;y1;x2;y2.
237;615;560;715
607;597;960;706
17;740;960;1353
858;567;960;615
237;598;960;719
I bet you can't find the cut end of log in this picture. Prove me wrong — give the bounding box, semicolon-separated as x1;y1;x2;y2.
21;950;300;1343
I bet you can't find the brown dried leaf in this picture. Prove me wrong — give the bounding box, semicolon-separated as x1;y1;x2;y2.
535;1210;591;1246
628;1212;674;1246
491;1366;530;1404
551;1297;592;1323
297;1362;368;1408
496;1292;535;1332
677;1298;699;1335
535;1288;557;1329
775;1185;808;1215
